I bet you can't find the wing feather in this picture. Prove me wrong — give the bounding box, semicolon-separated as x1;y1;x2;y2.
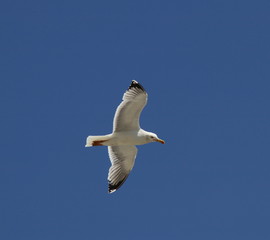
107;145;137;193
113;80;147;132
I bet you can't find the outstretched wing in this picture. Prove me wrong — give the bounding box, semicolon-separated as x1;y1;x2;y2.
107;145;138;193
113;80;148;132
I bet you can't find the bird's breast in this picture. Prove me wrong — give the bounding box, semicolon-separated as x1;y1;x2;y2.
109;131;146;146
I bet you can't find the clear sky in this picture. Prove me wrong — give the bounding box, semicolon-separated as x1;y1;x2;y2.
1;0;270;239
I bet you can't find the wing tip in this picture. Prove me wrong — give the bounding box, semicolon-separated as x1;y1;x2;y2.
108;188;116;194
108;176;128;193
129;80;145;92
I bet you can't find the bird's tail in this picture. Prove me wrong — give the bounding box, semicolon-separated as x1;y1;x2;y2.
85;135;111;147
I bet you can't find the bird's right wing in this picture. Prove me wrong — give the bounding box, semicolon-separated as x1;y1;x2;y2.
113;80;148;132
107;145;137;193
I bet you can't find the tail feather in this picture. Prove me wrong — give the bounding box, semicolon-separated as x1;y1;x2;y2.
85;135;111;147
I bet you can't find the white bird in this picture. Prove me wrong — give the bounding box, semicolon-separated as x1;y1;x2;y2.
85;80;165;193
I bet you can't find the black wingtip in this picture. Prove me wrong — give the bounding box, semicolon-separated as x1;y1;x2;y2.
108;176;128;194
128;80;145;92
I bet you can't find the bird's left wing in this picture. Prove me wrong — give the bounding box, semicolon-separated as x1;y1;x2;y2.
107;145;137;193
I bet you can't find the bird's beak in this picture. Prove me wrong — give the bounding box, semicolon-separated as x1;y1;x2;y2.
155;138;165;144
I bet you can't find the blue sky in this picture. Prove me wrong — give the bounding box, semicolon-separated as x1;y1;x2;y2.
1;0;270;239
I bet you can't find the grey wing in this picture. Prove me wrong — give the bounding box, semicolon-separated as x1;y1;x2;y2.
113;80;148;132
107;145;138;193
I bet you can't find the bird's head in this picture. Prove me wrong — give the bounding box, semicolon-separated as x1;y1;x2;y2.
147;133;165;144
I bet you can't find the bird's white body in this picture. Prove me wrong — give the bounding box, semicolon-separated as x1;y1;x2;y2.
86;129;155;147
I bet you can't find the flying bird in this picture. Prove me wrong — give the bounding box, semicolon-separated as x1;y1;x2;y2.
85;80;165;193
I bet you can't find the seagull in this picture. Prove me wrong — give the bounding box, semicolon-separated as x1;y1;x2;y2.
85;80;165;193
